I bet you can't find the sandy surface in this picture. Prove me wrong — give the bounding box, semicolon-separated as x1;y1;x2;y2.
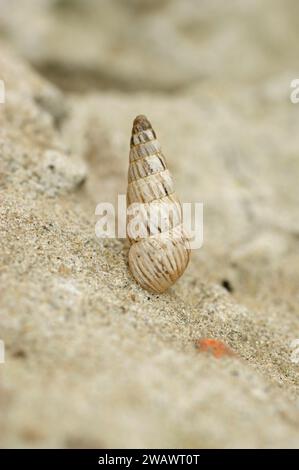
0;1;299;448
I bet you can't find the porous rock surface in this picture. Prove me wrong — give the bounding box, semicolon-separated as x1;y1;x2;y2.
0;1;299;448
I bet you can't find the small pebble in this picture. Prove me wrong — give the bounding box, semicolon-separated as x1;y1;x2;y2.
195;338;236;358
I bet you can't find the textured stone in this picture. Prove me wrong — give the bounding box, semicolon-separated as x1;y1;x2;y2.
0;2;299;449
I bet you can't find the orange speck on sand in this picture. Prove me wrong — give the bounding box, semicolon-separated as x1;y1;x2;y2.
195;338;235;358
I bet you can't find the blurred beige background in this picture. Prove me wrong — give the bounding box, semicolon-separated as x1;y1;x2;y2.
0;0;299;448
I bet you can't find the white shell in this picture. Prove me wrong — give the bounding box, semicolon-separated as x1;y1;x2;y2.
127;115;190;294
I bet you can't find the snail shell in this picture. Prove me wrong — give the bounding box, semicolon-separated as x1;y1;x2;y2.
127;115;190;294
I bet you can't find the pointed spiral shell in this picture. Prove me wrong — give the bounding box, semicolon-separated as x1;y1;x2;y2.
127;115;190;294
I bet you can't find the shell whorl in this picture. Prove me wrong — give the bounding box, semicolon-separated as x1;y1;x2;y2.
127;115;190;294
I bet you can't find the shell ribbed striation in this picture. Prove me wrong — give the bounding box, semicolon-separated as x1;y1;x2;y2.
127;115;190;294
